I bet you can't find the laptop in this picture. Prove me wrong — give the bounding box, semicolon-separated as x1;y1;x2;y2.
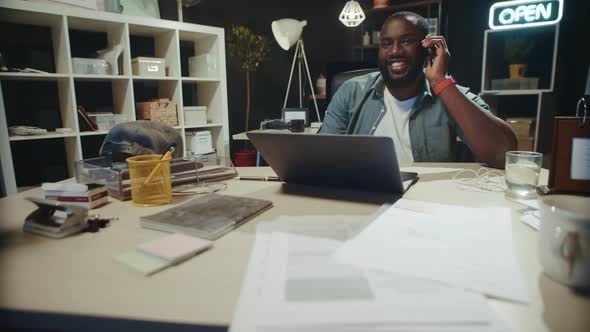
246;131;418;194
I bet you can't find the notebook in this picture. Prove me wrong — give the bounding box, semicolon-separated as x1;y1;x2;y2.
140;193;273;240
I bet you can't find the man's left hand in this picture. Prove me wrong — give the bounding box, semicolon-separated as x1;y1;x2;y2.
422;35;451;87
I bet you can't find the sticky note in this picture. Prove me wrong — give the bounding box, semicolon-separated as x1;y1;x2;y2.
138;233;213;263
115;250;172;276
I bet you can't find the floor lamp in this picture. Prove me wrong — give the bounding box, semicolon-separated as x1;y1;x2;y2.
271;19;322;126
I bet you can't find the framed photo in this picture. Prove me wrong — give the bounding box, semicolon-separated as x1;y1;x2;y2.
282;108;308;126
547;116;590;195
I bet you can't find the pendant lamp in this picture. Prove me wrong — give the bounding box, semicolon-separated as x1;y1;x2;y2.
339;0;366;27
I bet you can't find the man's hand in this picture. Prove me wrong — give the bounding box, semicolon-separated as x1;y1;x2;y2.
422;35;450;88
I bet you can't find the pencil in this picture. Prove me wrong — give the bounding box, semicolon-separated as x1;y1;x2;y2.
236;176;280;182
144;146;175;185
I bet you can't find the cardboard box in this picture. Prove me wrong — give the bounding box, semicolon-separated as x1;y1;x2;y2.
506;117;534;138
136;99;178;126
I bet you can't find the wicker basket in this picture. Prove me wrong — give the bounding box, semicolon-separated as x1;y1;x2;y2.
136;98;178;126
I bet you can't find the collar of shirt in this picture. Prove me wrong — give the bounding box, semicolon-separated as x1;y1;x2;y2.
370;73;433;109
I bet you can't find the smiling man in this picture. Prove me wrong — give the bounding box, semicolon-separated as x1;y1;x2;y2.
319;12;517;168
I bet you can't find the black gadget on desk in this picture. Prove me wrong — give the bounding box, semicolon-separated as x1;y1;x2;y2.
261;119;305;133
247;131;418;194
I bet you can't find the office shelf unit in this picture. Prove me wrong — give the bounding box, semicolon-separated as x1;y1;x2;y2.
0;1;229;195
479;24;559;155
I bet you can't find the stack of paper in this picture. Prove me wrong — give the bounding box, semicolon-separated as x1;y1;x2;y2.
335;199;529;303
230;215;511;332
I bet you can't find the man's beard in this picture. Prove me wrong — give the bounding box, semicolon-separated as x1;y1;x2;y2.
379;59;424;88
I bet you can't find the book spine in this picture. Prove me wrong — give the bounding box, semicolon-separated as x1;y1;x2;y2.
45;190;108;202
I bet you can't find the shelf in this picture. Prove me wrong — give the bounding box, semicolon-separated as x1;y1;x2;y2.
366;0;440;15
184;123;223;129
0;1;229;195
9;132;77;141
0;72;69;80
132;76;180;81
73;74;130;81
79;130;109;136
353;45;379;49
480;90;552;96
182;77;220;83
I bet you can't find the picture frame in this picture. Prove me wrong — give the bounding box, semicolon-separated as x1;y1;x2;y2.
545;115;590;196
282;107;309;126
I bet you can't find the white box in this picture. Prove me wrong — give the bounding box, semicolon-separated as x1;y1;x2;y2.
89;113;128;131
132;57;165;77
72;57;108;75
188;130;213;155
188;54;217;78
184;106;207;126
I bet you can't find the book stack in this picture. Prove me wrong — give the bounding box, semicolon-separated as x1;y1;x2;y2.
42;183;108;209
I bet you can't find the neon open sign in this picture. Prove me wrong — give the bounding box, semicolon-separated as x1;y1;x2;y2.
489;0;563;30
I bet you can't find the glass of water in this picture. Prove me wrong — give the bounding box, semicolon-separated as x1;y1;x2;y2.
505;151;543;198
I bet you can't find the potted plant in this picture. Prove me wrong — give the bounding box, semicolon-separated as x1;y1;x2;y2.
504;34;534;79
227;25;271;166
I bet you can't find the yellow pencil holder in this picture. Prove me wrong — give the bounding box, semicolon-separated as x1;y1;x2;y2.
126;154;172;207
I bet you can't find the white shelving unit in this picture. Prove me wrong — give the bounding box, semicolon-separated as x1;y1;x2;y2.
0;1;229;195
479;24;560;153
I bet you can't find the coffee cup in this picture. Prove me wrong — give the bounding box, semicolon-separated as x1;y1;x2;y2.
539;195;590;289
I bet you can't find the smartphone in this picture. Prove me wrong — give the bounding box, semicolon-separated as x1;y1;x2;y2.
424;47;435;66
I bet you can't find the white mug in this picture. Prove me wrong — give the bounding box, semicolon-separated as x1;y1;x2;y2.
539;195;590;289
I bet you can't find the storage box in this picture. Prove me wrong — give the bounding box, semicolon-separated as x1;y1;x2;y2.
72;57;108;75
184;106;207;126
491;78;539;90
136;98;178;126
88;113;128;130
506;117;534;138
188;130;214;155
188;54;217;78
132;57;165;77
518;137;535;151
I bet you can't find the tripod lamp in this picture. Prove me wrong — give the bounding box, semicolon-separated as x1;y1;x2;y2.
271;18;322;126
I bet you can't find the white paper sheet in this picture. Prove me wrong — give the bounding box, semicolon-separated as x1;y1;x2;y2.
571;137;590;180
520;211;541;231
401;167;463;175
230;216;508;332
335;200;529;304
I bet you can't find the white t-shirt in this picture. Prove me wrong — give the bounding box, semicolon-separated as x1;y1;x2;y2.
373;88;417;164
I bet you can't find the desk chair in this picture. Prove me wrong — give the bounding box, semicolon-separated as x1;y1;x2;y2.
330;68;379;98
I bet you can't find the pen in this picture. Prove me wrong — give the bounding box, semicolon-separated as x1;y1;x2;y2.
236;176;280;182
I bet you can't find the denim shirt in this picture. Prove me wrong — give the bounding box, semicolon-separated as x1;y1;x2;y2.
318;72;491;162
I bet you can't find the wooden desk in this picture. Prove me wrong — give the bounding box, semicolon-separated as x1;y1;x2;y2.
0;164;589;331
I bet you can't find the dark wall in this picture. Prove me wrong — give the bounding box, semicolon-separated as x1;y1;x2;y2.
182;0;354;141
171;0;590;153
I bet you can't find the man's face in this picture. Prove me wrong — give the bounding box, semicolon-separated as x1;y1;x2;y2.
378;17;426;88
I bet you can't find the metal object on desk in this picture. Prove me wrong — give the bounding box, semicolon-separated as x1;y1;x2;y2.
23;197;88;238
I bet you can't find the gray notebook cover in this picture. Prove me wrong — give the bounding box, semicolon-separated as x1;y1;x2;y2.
140;193;273;240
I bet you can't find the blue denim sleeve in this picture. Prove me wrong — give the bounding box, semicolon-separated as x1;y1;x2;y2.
317;82;353;134
453;87;492;142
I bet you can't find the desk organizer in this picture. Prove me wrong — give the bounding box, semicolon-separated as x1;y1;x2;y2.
75;156;236;200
